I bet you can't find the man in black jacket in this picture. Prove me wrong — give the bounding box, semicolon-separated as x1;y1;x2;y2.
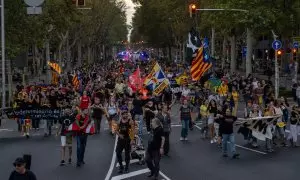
219;108;240;159
146;118;165;180
8;157;37;180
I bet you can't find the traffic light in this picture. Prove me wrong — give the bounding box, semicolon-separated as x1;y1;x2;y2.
292;48;298;61
276;50;283;57
189;4;197;18
77;0;85;6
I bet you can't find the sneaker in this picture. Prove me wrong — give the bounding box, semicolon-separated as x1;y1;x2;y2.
232;153;240;159
76;162;81;167
184;138;188;141
124;167;129;173
147;172;154;177
180;137;184;141
68;158;72;164
60;160;65;166
210;140;214;144
118;167;124;174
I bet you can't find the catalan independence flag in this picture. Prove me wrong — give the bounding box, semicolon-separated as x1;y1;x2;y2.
48;62;62;74
72;75;80;90
190;46;212;81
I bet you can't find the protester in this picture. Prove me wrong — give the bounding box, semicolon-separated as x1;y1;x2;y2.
8;157;37;180
75;108;90;167
57;108;74;166
146;118;165;180
115;110;134;174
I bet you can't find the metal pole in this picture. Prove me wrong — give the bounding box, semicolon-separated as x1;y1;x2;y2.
275;52;279;98
1;0;5;109
197;8;248;12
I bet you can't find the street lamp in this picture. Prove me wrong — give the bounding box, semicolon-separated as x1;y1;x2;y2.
0;0;5;109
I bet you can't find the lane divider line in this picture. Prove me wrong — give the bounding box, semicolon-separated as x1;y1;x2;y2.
104;135;118;180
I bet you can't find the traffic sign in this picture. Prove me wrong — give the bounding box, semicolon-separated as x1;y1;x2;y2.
293;42;299;48
24;0;45;7
272;40;282;50
242;46;247;57
27;7;42;14
203;37;209;48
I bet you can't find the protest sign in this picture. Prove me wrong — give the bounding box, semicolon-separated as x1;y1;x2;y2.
4;108;63;120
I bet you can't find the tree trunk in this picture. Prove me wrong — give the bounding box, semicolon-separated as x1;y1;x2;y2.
230;35;236;73
77;40;82;66
45;40;51;84
211;27;215;57
246;28;253;76
222;37;227;69
88;46;92;64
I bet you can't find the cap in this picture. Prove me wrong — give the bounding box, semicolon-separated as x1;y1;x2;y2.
13;157;26;165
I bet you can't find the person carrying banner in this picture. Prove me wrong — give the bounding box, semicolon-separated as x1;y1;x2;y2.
115;110;134;174
288;106;299;147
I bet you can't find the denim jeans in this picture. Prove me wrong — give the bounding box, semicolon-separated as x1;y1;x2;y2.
222;133;236;156
76;134;88;163
135;114;144;136
181;119;190;138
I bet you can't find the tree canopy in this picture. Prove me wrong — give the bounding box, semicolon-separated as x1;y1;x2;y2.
131;0;300;47
5;0;128;60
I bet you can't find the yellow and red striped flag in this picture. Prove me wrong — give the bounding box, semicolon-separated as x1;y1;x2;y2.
72;75;80;90
48;62;62;74
190;46;212;81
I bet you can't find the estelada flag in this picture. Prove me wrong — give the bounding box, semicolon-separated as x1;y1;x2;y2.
128;67;143;92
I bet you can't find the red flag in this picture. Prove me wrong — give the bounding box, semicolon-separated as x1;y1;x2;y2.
128;68;143;92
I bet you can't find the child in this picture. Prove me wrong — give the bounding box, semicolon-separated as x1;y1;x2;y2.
57;108;75;166
22;116;31;138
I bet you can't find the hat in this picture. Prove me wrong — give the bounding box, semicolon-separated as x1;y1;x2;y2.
13;157;26;166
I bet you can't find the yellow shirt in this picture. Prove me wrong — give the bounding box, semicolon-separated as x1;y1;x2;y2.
218;84;228;96
200;105;208;117
232;91;239;102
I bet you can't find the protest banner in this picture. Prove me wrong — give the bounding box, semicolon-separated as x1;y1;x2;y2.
4;108;63;120
237;115;281;141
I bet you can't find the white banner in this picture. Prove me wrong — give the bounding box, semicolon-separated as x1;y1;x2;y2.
237;115;281;141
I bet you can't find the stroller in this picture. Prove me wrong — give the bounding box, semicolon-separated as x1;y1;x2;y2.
130;134;145;165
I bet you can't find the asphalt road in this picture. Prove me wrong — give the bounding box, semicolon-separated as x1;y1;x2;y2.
1;101;300;180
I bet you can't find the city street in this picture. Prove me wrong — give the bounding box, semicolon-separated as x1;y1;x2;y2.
1;103;300;180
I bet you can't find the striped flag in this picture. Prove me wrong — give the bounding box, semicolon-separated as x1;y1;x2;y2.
190;46;212;81
72;75;80;90
47;62;62;74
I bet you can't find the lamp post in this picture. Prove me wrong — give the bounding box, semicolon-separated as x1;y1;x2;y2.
1;0;5;110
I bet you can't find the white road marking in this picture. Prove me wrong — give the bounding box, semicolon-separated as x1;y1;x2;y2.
104;135;118;180
285;129;300;135
111;168;150;180
235;144;267;155
194;124;267;155
115;159;140;167
159;171;172;180
194;125;202;130
0;129;13;132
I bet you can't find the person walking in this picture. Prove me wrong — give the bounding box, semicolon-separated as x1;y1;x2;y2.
75;108;90;167
218;108;240;159
179;99;192;141
8;157;37;180
146;118;165;180
115;110;134;174
156;104;171;156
